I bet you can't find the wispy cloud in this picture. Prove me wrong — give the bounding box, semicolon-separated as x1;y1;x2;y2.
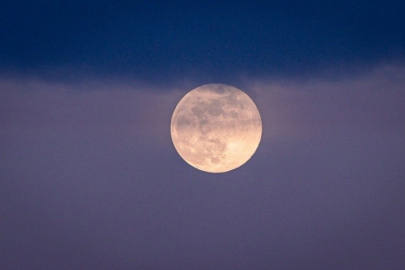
249;64;405;141
1;64;404;146
0;77;188;147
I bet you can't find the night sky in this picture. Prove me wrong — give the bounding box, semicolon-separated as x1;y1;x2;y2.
1;1;405;269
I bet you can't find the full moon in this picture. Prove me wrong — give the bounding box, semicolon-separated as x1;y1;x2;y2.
171;83;262;173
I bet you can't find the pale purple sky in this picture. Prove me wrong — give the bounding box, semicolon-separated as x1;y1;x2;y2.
1;64;404;269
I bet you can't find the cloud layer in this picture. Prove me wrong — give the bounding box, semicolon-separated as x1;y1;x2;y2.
1;64;405;269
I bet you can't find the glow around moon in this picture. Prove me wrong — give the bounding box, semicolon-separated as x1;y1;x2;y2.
171;83;262;173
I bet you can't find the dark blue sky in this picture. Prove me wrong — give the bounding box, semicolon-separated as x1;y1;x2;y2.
1;0;404;80
1;1;405;270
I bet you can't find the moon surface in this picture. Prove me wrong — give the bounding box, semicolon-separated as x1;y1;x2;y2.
171;83;262;173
